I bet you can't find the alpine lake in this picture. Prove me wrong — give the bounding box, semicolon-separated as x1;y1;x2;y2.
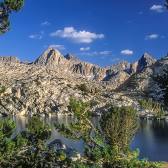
1;115;168;162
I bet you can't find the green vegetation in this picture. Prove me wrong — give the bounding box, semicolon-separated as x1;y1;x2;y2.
76;83;90;95
0;85;6;94
0;118;28;166
68;97;91;119
101;106;137;152
124;73;138;90
139;99;165;118
0;116;74;167
0;0;24;34
0;102;162;167
57;98;160;168
76;83;100;96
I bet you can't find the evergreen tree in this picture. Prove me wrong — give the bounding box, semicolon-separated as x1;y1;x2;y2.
0;0;24;34
101;106;138;152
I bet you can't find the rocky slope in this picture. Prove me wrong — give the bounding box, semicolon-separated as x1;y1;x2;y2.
117;53;168;106
0;56;20;64
0;48;164;116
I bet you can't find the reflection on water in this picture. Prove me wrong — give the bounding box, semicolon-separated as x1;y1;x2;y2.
1;116;168;161
5;115;85;154
131;119;168;161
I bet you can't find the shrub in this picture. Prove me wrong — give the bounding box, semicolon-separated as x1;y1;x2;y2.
76;83;90;95
139;99;165;118
0;85;6;94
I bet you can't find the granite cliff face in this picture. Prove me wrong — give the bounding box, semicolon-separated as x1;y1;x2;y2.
33;49;156;85
34;48;107;80
0;48;163;116
136;53;156;72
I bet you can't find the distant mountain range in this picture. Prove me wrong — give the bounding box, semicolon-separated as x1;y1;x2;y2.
0;48;167;116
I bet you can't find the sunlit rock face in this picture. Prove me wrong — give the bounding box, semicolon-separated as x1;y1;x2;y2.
34;48;105;80
34;48;68;67
136;52;156;72
33;49;157;83
0;48;166;116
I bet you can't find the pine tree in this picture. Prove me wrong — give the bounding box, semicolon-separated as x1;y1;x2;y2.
0;0;24;34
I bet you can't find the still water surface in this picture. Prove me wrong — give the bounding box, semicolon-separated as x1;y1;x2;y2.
131;119;168;161
2;116;168;161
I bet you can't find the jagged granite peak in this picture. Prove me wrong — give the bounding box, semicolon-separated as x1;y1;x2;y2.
33;48;132;82
0;56;20;64
1;48;168;116
106;61;130;75
71;62;107;80
34;48;66;66
137;52;156;72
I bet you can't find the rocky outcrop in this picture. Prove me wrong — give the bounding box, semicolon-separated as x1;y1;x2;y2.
0;48;164;116
33;49;158;85
118;54;168;103
0;56;20;64
34;48;106;80
0;64;118;116
34;48;68;67
146;56;168;101
136;52;156;72
71;62;107;80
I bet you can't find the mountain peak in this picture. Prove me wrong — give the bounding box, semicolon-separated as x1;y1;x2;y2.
45;47;62;56
34;48;64;66
142;52;154;59
137;52;156;72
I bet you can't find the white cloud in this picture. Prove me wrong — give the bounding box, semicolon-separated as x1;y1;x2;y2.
79;50;112;56
50;27;104;43
150;5;164;13
29;34;42;40
29;31;44;40
145;34;159;40
48;44;65;50
99;51;112;55
80;47;90;51
41;21;50;26
121;49;133;56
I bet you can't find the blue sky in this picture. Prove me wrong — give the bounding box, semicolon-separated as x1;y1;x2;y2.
0;0;168;67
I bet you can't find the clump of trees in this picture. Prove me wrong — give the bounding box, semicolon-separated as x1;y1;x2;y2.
76;83;100;96
0;85;6;94
76;83;90;95
0;116;71;167
0;0;24;34
57;98;160;167
0;101;161;167
139;99;165;118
